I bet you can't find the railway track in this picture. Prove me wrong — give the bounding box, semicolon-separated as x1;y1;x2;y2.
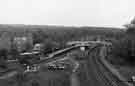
82;45;130;86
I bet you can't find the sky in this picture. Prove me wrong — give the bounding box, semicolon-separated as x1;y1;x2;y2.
0;0;134;28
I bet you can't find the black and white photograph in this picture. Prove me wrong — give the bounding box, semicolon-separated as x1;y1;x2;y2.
0;0;134;86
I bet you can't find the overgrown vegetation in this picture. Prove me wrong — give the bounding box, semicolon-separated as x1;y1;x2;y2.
0;24;124;60
108;19;135;66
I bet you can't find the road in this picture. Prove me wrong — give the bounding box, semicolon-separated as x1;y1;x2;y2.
0;44;132;86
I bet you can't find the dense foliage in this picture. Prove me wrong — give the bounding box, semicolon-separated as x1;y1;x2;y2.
0;25;125;65
109;27;135;65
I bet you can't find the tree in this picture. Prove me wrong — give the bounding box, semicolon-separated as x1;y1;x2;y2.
9;48;19;60
32;29;49;44
42;39;60;54
0;49;8;69
111;17;135;65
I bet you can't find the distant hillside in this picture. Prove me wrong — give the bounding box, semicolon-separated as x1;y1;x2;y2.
0;24;124;33
0;24;125;40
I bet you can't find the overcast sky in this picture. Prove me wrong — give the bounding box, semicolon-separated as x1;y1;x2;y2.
0;0;134;28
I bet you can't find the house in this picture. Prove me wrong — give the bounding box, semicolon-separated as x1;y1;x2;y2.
13;33;33;52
